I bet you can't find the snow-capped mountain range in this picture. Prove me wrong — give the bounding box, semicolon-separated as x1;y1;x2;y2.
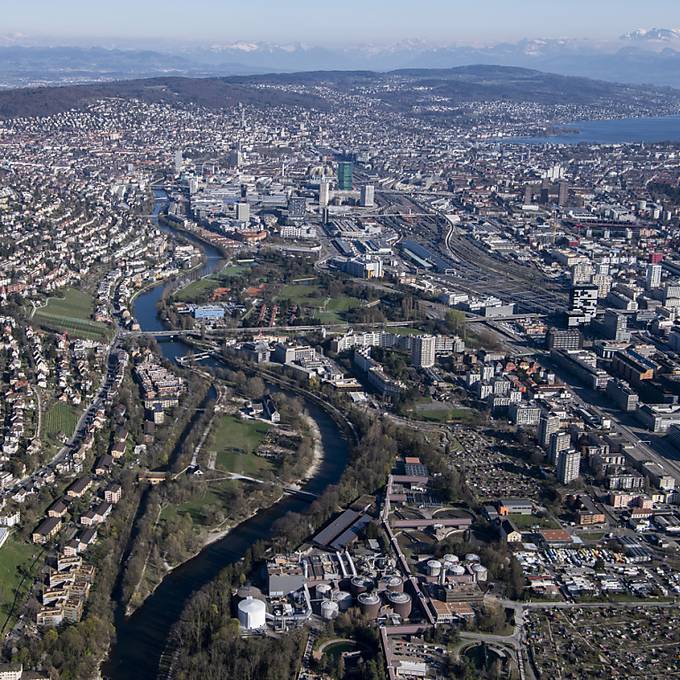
3;29;680;88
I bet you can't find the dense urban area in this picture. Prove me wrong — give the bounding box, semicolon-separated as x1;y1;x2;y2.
1;66;680;680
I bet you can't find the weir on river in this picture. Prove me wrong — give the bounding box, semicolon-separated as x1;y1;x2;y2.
102;191;350;680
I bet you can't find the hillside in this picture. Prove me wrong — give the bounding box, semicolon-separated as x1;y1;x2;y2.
0;65;677;120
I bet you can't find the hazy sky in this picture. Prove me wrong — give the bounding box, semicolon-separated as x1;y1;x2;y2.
4;0;680;45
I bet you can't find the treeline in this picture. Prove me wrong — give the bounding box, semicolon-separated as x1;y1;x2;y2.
171;559;306;680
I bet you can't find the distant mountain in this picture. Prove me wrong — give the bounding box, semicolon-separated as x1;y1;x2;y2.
621;28;680;45
3;31;680;89
0;65;676;120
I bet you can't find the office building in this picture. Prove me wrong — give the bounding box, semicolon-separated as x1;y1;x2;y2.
549;431;571;465
571;262;593;286
411;335;436;369
339;257;384;279
288;196;306;222
360;184;375;207
596;309;630;342
337;161;353;191
556;449;581;484
645;263;662;290
174;150;183;175
546;328;582;351
538;411;561;448
558;181;569;207
568;284;598;325
236;202;250;223
319;179;330;208
606;379;639;412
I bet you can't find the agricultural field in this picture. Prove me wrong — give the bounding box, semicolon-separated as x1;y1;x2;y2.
34;287;110;341
210;415;272;475
42;401;79;452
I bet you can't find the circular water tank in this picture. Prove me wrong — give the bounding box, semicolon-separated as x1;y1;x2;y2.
357;591;381;619
386;576;404;593
387;591;412;618
350;576;369;596
465;553;480;563
472;564;488;582
320;599;339;620
443;554;459;564
427;559;442;577
332;590;352;611
449;565;466;576
315;583;332;599
238;597;266;630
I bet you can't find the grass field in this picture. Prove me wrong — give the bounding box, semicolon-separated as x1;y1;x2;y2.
174;264;249;302
162;478;241;526
43;401;79;450
35;287;110;341
406;400;480;424
211;415;272;475
0;536;40;624
276;284;363;323
508;513;560;529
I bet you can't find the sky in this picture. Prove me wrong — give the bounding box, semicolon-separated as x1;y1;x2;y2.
3;0;680;46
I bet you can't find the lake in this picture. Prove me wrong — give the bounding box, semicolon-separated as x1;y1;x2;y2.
501;114;680;145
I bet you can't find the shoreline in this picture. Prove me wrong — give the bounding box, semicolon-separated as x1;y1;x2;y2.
124;488;285;618
300;413;324;482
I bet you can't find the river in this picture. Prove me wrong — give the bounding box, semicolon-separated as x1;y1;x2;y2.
102;191;350;680
500;113;680;145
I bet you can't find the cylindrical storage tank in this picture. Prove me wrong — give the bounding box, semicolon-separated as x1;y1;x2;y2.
350;576;369;597
238;597;266;630
387;591;412;619
320;599;339;620
332;590;352;611
357;592;381;619
426;560;442;577
386;576;404;593
315;583;332;600
443;554;459;564
465;553;480;563
449;565;466;577
472;564;488;582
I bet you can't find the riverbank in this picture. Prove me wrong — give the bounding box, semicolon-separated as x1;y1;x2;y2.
103;192;350;680
124;483;284;617
300;413;323;482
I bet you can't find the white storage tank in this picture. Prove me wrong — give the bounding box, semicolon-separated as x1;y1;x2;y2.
465;553;480;563
426;559;442;577
443;554;459;564
472;564;488;582
449;565;466;577
315;583;332;599
238;597;266;630
332;590;352;611
320;599;339;620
